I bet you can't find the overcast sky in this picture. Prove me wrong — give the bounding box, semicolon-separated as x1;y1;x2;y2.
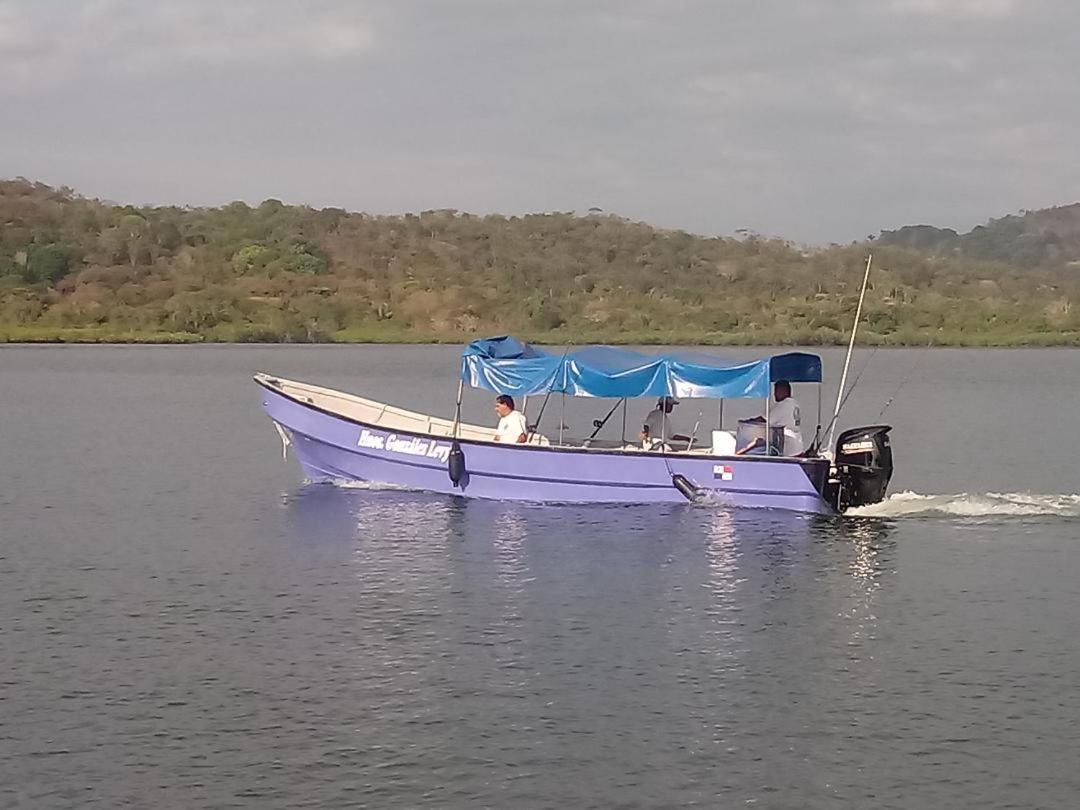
2;0;1077;243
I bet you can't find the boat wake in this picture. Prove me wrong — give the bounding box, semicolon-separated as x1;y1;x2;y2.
323;478;411;492
847;491;1080;519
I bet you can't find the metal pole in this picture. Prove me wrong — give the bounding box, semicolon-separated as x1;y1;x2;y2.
522;395;528;417
452;379;464;438
828;253;873;447
816;383;823;453
621;398;627;444
718;399;724;430
559;393;565;446
765;393;771;455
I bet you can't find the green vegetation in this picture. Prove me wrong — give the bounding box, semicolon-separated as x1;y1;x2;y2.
4;178;1080;346
877;204;1080;268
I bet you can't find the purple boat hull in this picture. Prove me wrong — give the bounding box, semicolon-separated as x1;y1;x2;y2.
257;379;835;514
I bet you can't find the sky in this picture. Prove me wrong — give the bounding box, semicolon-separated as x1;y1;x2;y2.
1;0;1078;244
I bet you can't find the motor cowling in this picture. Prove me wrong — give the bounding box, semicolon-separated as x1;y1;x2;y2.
828;425;893;511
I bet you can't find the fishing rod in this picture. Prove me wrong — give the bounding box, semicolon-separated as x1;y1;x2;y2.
588;398;626;440
686;411;703;451
878;339;933;418
528;388;555;442
826;253;873;448
527;344;572;442
815;346;878;452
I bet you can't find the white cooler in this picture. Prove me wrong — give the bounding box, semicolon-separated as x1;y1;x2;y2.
710;430;737;456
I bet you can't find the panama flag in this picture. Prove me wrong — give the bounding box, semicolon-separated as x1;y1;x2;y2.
713;464;734;481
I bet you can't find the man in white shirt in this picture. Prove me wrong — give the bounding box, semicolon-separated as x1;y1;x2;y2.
769;381;804;455
640;396;691;449
736;381;805;456
493;395;529;443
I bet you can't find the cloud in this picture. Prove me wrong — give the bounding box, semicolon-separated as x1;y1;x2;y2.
1;0;1078;243
887;0;1019;18
0;0;374;92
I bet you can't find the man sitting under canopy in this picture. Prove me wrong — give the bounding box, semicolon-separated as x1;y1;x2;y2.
493;395;529;444
640;396;692;450
736;381;805;456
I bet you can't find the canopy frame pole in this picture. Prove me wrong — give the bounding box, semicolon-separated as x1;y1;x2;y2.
828;252;873;448
451;379;464;439
621;398;627;445
559;393;565;446
522;395;528;418
765;393;771;456
718;399;724;430
815;383;823;453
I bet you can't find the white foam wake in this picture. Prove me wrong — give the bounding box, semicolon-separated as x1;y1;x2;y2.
324;478;411;492
848;491;1080;518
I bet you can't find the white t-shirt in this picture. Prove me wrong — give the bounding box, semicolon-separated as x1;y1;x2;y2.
769;397;804;455
643;409;680;448
495;410;529;443
643;409;675;441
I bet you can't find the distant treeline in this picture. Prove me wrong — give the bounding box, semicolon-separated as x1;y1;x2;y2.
877;203;1080;268
3;178;1080;345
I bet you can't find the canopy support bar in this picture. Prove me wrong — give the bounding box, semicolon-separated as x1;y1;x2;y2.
559;394;566;446
765;394;771;456
814;384;822;453
451;379;464;439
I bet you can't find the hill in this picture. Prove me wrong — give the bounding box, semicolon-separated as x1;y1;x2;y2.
877;204;1080;268
2;178;1080;346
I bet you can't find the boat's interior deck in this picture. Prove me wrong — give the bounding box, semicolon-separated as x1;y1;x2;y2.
257;373;730;454
258;373;500;442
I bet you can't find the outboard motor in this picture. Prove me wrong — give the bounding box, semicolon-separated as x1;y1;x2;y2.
826;425;893;512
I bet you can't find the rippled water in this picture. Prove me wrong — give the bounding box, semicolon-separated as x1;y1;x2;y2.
2;345;1079;808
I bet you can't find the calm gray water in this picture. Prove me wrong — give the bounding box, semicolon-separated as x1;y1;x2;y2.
2;345;1079;809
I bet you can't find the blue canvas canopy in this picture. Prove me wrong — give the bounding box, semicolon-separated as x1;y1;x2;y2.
461;336;822;399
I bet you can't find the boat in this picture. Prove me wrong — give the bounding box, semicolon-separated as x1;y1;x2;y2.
255;336;894;515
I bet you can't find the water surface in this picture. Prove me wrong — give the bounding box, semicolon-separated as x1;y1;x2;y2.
2;345;1078;808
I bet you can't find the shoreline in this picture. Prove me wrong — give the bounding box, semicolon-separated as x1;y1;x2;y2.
3;327;1080;348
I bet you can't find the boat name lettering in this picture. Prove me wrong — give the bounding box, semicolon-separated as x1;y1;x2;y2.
358;429;450;462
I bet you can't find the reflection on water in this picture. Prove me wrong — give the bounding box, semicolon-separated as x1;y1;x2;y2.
703;507;740;596
274;486;922;805
281;486;900;674
814;515;898;659
490;506;531;589
843;518;895;584
282;483;898;600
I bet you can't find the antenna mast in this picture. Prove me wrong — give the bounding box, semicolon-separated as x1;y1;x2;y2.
827;253;873;448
